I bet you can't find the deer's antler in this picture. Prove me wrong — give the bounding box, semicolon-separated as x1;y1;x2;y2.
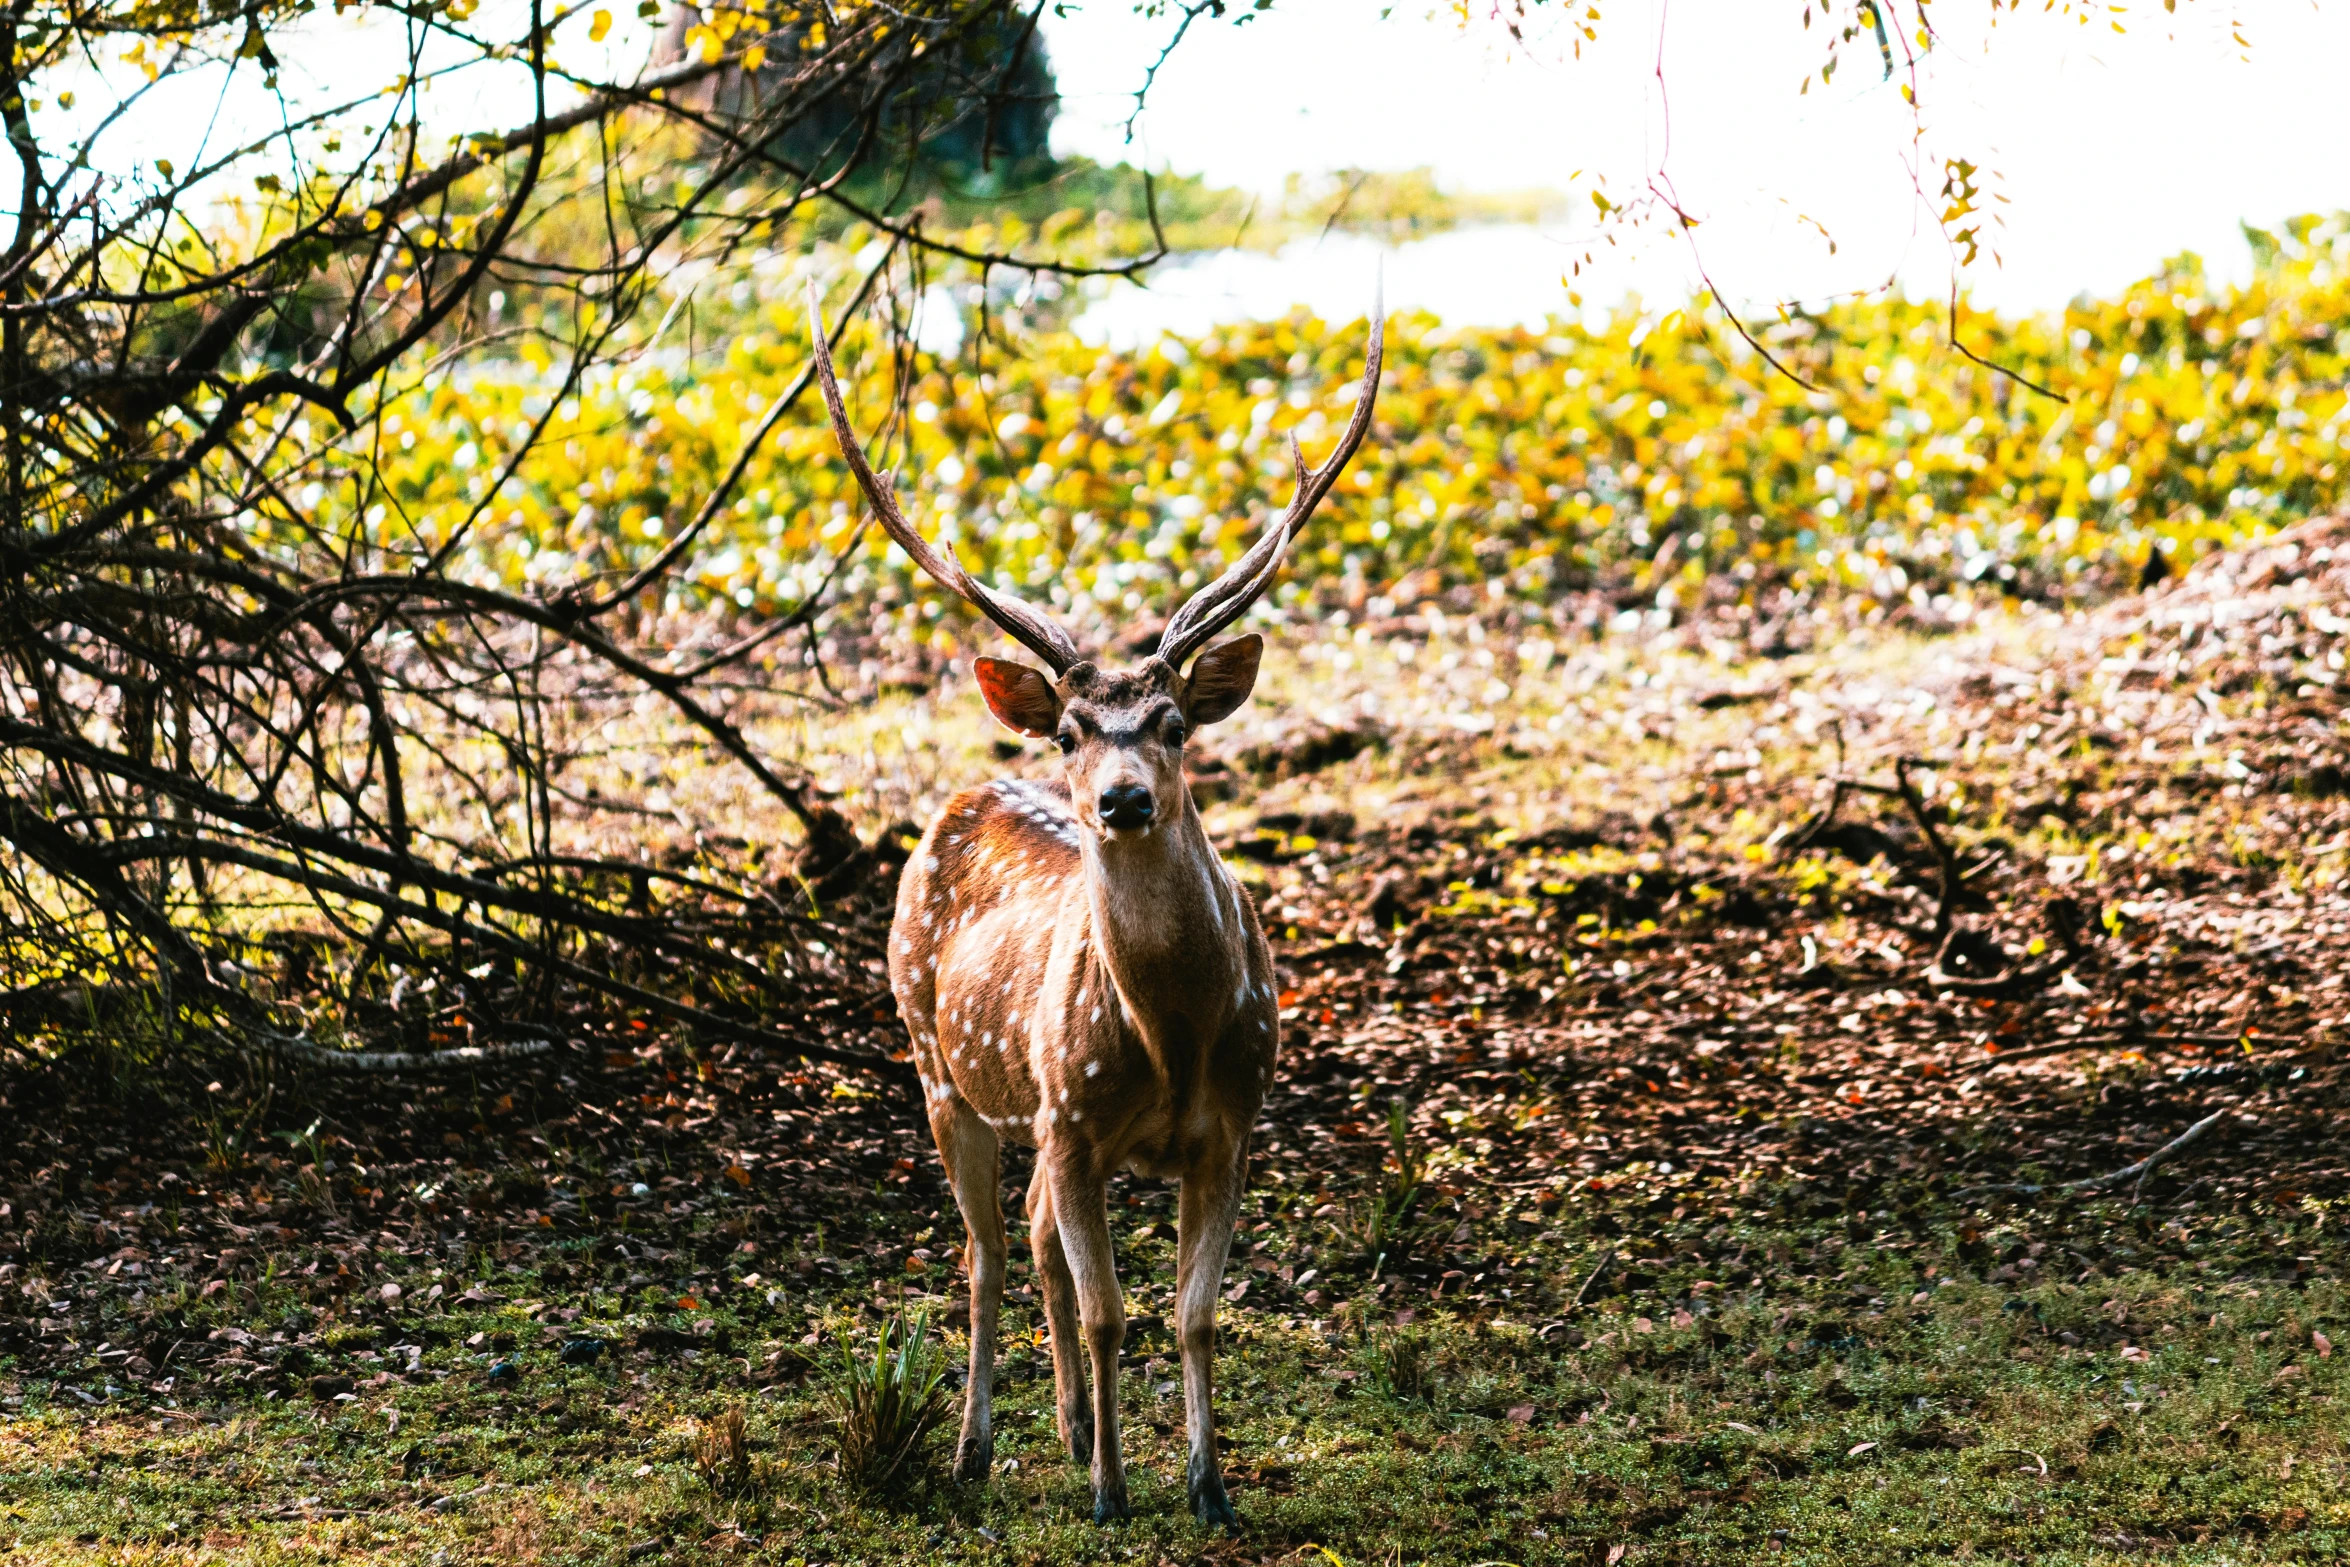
807;283;1083;676
1156;296;1385;672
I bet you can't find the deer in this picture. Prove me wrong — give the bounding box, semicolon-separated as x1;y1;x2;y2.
807;287;1383;1527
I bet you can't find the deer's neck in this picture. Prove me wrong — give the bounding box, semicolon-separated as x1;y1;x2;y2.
1078;795;1245;1027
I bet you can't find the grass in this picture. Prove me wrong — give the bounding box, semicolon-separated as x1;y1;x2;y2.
0;1191;2342;1564
823;1309;953;1495
7;571;2350;1562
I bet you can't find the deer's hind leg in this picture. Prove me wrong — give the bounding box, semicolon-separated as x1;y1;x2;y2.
932;1099;1005;1483
1027;1167;1094;1467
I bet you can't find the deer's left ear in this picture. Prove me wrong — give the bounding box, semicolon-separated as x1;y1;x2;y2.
1184;634;1262;725
974;657;1063;737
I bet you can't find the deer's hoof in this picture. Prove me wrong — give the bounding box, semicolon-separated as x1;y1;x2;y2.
952;1434;994;1484
1189;1455;1237;1531
1092;1483;1132;1525
1063;1408;1095;1466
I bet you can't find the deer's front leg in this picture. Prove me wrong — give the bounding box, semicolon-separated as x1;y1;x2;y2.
931;1101;1004;1483
1027;1171;1093;1466
1042;1145;1128;1523
1175;1135;1248;1530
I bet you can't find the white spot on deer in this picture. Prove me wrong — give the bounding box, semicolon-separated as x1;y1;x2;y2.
1084;1060;1101;1078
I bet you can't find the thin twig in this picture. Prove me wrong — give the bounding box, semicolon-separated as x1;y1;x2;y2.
1572;1246;1619;1309
1980;1034;2308;1069
1949;277;2068;403
1953;1110;2231;1203
1124;0;1225;142
1889;757;1960;940
264;1032;562;1074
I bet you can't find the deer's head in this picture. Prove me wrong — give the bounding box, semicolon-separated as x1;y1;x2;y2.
809;286;1383;840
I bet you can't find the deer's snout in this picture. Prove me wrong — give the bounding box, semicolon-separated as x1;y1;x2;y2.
1097;782;1155;831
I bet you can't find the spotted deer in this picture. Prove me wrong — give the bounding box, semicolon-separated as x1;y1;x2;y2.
808;290;1383;1526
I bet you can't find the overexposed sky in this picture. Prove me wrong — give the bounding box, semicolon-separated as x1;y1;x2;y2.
1041;0;2350;315
44;1;2350;326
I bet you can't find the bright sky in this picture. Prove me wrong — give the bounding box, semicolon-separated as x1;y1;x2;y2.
51;2;2350;331
1040;0;2350;318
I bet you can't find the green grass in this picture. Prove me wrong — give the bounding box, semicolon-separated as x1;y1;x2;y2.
3;1200;2342;1565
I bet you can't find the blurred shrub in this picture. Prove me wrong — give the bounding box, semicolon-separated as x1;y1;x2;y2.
326;215;2350;638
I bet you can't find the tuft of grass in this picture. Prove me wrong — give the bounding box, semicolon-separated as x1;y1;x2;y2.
1347;1097;1429;1274
201;1077;270;1172
1367;1322;1436;1403
689;1405;755;1501
823;1308;951;1495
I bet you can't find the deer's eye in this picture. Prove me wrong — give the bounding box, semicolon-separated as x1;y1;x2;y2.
1054;732;1077;756
1164;717;1188;748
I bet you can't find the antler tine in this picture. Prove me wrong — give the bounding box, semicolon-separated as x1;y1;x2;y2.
1157;298;1385;671
805;282;1082;675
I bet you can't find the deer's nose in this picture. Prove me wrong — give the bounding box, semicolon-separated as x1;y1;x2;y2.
1098;783;1155;830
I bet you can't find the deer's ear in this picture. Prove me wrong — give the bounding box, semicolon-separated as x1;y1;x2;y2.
974;657;1062;738
1184;634;1263;726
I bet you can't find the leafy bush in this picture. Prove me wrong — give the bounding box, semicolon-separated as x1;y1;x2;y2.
329;217;2350;637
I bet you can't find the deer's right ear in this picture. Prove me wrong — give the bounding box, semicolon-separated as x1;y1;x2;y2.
973;657;1063;738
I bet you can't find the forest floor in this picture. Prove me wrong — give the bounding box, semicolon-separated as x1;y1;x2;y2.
5;524;2350;1565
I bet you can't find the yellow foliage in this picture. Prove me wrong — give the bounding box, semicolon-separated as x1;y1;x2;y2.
298;221;2350;631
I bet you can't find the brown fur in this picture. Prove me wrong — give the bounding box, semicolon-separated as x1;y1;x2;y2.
888;645;1277;1526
